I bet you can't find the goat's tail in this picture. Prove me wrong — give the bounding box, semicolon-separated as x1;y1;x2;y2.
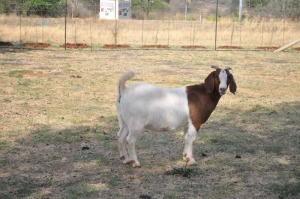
117;70;135;103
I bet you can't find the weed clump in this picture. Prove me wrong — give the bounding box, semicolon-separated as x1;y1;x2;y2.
165;167;199;178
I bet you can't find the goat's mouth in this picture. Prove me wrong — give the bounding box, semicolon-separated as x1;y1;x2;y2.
219;89;227;96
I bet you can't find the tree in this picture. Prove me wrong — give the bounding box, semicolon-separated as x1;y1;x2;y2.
245;0;268;8
250;0;300;19
24;0;65;16
0;0;65;16
0;0;19;14
132;0;169;19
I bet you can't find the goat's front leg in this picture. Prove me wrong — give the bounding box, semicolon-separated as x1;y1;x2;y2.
183;125;197;166
126;126;142;168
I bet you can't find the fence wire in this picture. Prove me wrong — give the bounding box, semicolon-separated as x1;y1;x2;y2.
0;3;299;50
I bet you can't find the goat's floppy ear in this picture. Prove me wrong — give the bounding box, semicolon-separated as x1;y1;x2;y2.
205;72;215;93
229;74;237;94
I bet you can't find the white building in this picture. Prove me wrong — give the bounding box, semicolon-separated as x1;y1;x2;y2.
99;0;131;20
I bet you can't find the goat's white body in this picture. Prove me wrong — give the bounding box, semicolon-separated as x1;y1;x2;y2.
116;71;198;167
119;83;189;132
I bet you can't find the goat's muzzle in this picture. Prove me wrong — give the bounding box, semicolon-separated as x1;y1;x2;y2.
219;87;227;95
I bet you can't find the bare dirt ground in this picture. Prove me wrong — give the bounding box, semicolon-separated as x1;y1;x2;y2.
60;43;90;49
0;48;299;199
22;43;51;48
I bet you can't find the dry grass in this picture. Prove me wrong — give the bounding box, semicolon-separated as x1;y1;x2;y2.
0;15;300;49
0;48;300;198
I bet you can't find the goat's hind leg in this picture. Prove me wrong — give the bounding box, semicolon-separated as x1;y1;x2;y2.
117;126;130;164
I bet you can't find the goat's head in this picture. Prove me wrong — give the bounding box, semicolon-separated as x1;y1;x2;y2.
205;65;237;96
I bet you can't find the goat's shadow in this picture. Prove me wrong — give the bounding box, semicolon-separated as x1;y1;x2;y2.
0;115;121;198
1;101;300;198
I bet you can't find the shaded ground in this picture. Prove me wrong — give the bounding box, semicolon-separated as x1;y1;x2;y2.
0;41;13;46
0;49;299;199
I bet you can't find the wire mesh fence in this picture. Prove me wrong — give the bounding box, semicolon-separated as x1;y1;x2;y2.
0;3;299;51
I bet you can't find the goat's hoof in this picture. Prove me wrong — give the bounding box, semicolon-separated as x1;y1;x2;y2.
132;161;141;168
183;154;189;162
187;159;197;166
120;156;125;160
123;159;133;164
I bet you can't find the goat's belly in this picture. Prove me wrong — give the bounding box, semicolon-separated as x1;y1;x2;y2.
145;114;188;132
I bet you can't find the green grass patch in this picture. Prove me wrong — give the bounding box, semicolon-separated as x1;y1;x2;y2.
271;182;300;199
0;141;19;154
9;70;32;78
63;183;101;199
165;167;200;178
213;184;236;198
2;98;12;103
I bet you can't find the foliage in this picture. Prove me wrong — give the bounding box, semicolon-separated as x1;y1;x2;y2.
0;0;65;16
132;0;169;19
0;0;15;14
246;0;268;8
23;0;65;16
248;0;300;19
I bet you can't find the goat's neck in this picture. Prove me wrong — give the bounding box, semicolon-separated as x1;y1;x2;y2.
210;90;222;106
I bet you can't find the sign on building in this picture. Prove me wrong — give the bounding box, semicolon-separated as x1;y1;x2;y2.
99;0;131;20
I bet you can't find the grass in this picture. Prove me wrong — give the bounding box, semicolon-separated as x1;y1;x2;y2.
271;182;300;199
0;48;300;198
165;167;200;178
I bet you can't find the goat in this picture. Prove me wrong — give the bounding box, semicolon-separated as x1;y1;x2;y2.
116;66;236;168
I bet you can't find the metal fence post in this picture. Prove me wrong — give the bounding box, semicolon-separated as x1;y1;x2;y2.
215;0;219;50
19;12;22;47
65;0;67;50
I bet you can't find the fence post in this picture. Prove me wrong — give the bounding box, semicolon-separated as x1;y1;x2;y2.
155;20;159;45
19;12;22;47
74;18;77;44
261;21;264;47
215;0;219;50
141;20;144;46
90;18;92;51
239;22;242;47
269;21;274;47
168;20;170;46
231;23;234;46
114;19;118;45
193;21;196;46
65;0;67;50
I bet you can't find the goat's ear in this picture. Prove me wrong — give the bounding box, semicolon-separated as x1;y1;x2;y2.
205;72;215;93
229;74;237;94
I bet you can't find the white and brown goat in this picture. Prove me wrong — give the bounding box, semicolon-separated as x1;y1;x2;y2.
116;66;236;167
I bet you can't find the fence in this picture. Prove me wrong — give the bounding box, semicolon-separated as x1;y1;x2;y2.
0;7;299;50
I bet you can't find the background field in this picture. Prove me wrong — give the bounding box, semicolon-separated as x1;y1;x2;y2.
1;16;300;49
0;48;299;198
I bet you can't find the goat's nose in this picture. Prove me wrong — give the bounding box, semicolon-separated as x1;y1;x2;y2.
220;88;226;92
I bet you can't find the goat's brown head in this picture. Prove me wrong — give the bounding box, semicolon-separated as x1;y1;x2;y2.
205;65;237;96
